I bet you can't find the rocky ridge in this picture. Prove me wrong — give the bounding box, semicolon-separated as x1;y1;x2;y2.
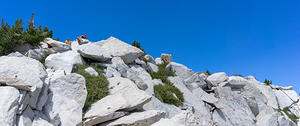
0;36;299;126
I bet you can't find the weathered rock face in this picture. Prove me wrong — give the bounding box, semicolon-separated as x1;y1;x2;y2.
152;111;202;126
71;40;80;51
127;64;150;90
161;53;172;63
274;89;299;109
256;107;296;126
143;96;182;118
13;43;34;54
255;84;279;109
44;95;82;126
95;37;144;64
32;116;53;126
166;62;194;79
147;62;159;72
143;54;156;64
82;77;152;126
17;106;34;126
214;87;256;126
78;43;112;62
0;56;47;109
47;73;87;108
241;82;268;116
45;51;85;74
104;110;165;126
226;76;248;88
108;77;152;111
44;73;87;126
0;87;20;126
168;76;213;125
192;88;218;104
184;72;207;90
44;38;71;52
206;72;228;87
26;48;50;61
83;93;129;126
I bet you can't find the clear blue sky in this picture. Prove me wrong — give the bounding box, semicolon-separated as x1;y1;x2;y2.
1;0;299;93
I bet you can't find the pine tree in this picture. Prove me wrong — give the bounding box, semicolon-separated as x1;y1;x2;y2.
132;40;145;53
0;13;55;55
206;69;211;75
264;79;272;85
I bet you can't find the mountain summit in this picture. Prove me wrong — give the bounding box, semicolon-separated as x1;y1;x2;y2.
0;37;299;126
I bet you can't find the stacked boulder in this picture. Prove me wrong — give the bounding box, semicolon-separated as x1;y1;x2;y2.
0;36;299;126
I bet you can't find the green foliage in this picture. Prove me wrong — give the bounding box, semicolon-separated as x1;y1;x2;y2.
206;69;211;75
132;40;146;53
154;84;183;107
264;79;272;85
283;107;299;123
150;63;184;106
0;13;54;55
74;64;109;114
233;74;244;77
143;58;150;63
150;63;176;82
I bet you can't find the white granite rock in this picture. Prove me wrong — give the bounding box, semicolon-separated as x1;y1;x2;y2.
206;72;228;87
105;110;165;126
84;67;99;76
45;51;85;74
0;56;47;109
0;87;20;126
95;37;144;64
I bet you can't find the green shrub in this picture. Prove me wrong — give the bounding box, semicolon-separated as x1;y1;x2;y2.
74;64;109;114
150;63;184;106
264;79;272;86
132;40;146;53
154;84;183;106
206;69;211;75
233;74;244;77
283;107;299;123
0;13;54;55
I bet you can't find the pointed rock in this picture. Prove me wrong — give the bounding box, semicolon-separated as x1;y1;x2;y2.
78;43;112;62
83;93;130;126
95;37;144;64
44;38;71;52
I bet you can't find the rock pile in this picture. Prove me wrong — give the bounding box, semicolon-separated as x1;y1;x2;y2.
0;36;299;126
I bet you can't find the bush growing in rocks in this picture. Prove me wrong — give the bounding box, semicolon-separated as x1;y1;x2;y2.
0;13;54;55
206;69;211;75
132;40;146;53
277;107;299;123
150;63;184;106
283;107;299;123
74;64;109;113
264;79;272;85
